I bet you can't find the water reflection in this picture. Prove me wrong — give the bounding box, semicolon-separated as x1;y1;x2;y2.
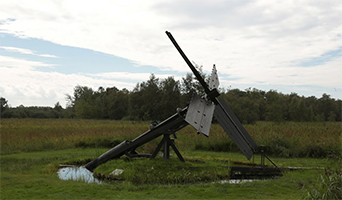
57;166;102;184
58;167;261;185
219;179;259;184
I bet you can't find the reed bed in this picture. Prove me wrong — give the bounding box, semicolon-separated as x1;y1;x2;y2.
1;119;341;158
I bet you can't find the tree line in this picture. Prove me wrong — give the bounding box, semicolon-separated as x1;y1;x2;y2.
1;73;341;123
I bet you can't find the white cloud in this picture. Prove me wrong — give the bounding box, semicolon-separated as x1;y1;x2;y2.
0;46;59;58
0;0;341;105
89;72;183;83
38;54;58;58
0;46;35;55
0;66;128;107
0;57;184;107
0;1;340;71
0;55;55;70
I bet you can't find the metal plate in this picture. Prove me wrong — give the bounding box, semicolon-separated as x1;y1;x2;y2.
214;98;257;160
209;65;219;90
185;95;215;137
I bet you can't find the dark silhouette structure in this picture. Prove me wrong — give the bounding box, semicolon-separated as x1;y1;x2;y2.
85;31;258;172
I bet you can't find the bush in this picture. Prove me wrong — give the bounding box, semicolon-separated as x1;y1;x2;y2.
195;140;239;152
306;168;342;200
75;138;122;148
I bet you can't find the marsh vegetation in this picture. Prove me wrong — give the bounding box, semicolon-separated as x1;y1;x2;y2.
1;119;341;199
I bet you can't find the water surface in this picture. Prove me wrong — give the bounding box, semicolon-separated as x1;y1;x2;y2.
57;166;102;184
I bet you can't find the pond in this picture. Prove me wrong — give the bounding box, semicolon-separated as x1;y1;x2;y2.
218;179;259;184
57;166;264;185
57;166;102;184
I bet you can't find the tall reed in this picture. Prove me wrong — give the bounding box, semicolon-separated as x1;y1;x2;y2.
1;119;341;158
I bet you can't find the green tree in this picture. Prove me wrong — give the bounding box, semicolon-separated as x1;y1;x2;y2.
304;96;318;121
93;87;109;119
68;86;97;118
53;102;64;118
107;87;129;120
335;99;342;121
297;98;309;121
250;88;267;121
288;93;300;121
129;74;162;120
0;97;8;116
74;99;97;119
181;73;197;105
159;76;182;119
222;88;260;124
180;65;207;105
62;73;341;122
54;102;63;112
265;90;287;122
317;94;336;121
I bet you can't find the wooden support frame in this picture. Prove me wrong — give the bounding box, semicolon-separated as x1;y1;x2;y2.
150;134;185;162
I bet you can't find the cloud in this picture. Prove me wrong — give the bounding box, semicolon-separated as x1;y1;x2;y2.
0;46;35;55
89;72;183;83
0;46;59;58
1;1;340;71
0;55;55;70
0;56;185;107
39;54;58;58
0;65;125;107
0;0;341;104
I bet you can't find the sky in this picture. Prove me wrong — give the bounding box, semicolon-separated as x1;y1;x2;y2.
0;0;341;108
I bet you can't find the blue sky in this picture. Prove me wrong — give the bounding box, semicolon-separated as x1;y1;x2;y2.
0;0;341;107
0;33;176;75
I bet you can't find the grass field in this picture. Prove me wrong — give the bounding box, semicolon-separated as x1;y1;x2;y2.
1;119;341;199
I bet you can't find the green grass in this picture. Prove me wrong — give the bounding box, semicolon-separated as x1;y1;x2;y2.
1;119;341;199
94;156;231;184
1;149;339;199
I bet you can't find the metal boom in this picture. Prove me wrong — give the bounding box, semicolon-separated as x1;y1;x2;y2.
166;31;258;159
84;31;258;172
